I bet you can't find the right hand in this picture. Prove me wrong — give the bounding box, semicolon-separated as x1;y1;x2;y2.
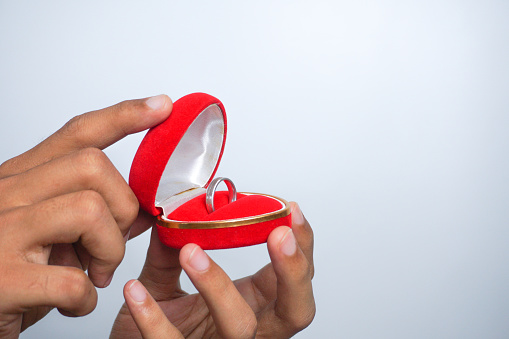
0;94;172;338
112;203;315;339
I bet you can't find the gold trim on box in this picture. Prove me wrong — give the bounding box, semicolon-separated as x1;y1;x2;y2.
157;193;291;229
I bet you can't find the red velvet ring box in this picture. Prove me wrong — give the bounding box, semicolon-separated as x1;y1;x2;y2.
129;93;292;249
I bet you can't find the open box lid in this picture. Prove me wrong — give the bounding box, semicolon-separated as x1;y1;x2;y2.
129;93;227;216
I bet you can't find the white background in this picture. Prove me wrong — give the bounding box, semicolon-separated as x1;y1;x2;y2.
1;1;509;338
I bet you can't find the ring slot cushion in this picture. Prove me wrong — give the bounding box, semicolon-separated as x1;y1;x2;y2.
129;93;291;249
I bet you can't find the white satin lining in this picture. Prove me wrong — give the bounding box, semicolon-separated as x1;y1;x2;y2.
155;104;225;214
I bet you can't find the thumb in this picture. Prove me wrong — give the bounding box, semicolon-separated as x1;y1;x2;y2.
123;280;184;339
138;227;183;301
0;95;172;177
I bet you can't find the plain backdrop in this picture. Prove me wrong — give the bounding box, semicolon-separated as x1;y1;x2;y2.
1;1;509;338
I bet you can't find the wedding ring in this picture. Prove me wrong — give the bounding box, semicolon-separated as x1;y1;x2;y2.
206;177;237;214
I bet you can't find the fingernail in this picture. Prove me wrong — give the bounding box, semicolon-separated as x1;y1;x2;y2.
188;246;210;272
103;274;114;288
280;229;297;256
146;94;166;110
292;203;305;225
129;280;147;302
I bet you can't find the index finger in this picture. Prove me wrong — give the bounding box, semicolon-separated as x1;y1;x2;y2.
0;95;172;177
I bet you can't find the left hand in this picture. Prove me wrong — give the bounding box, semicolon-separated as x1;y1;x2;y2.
111;202;315;338
0;95;171;335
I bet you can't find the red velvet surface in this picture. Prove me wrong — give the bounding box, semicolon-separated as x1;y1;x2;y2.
157;214;292;250
130;93;291;249
168;192;283;221
129;93;227;216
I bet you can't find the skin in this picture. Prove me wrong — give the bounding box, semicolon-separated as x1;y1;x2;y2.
0;95;172;338
111;203;315;339
0;93;316;338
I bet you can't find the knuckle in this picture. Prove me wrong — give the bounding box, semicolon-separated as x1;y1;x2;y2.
113;99;144;122
72;190;125;263
285;306;316;333
74;190;108;224
61;114;88;140
123;190;139;225
90;245;125;278
297;307;316;332
111;100;144;131
74;148;110;178
115;99;137;112
138;300;169;331
58;269;95;307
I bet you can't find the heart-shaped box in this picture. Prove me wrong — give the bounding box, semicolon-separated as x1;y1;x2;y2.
129;93;292;249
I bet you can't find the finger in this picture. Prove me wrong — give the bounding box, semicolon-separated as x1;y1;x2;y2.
290;202;314;278
124;280;184;339
1;147;138;236
19;190;125;287
20;306;52;332
244;202;315;311
138;227;183;301
5;264;97;317
235;262;276;314
73;242;92;271
48;244;83;269
128;209;155;240
261;226;315;336
180;244;258;339
0;95;172;178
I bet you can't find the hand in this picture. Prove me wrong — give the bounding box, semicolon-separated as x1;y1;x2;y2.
111;203;315;339
0;95;172;338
